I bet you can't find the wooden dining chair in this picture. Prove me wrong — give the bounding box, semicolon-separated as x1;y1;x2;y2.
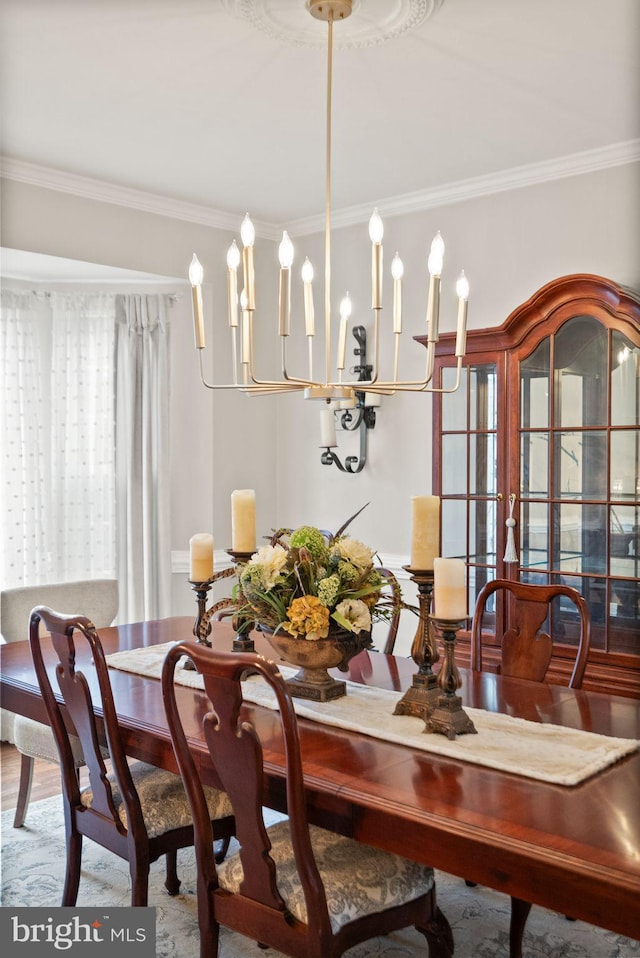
471;578;591;688
1;578;119;828
470;578;592;958
29;606;236;907
162;642;454;958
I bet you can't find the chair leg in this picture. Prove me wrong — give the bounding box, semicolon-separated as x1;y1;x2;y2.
164;849;181;896
131;860;151;906
61;830;83;906
13;753;35;828
419;905;454;958
509;897;532;958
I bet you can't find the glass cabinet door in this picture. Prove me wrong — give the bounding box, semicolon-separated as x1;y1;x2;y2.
518;317;640;656
439;359;501;616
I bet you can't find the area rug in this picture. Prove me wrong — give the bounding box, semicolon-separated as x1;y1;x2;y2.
2;796;638;958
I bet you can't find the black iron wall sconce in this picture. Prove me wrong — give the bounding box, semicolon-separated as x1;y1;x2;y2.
320;325;379;474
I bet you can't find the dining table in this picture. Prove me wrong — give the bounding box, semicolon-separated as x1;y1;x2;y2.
1;615;639;946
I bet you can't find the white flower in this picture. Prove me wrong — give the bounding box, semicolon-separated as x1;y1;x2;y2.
250;544;288;589
334;598;371;633
333;537;375;572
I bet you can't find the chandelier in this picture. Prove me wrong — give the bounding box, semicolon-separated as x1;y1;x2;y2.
188;0;469;467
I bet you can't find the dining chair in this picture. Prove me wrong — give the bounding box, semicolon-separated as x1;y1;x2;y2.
471;578;591;688
162;642;454;958
29;606;236;906
470;578;592;958
1;578;119;827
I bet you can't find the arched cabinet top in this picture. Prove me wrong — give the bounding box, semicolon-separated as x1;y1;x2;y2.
428;274;640;356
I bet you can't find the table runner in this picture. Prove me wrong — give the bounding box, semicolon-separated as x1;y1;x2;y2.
106;642;639;787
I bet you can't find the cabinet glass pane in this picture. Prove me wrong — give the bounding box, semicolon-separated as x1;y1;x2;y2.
468;566;495;615
610;504;640;577
442;365;467;431
554;503;608;574
554;431;607;499
520;339;549;429
470;365;497;430
519;501;548;569
554;316;607;427
441;434;467;494
609;578;640;654
441;498;466;558
611;430;640;500
470;433;497;495
612;332;639;426
468;499;497;565
520;432;548;498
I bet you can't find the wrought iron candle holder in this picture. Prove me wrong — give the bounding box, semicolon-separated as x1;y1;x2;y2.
184;566;236;670
226;548;256;652
425;615;477;740
393;567;441;721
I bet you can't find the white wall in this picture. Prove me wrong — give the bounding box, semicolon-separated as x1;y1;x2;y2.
2;161;638;637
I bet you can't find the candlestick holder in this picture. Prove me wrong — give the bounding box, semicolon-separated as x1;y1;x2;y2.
425;615;477;740
183;566;237;670
393;567;441;721
226;548;256;652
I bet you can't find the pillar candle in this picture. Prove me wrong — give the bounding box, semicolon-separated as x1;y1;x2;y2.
320;407;337;448
410;495;440;570
433;557;467;619
231;489;256;552
189;533;214;582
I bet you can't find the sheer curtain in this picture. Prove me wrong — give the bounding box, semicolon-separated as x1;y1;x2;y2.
1;290;116;587
1;290;50;585
115;294;171;624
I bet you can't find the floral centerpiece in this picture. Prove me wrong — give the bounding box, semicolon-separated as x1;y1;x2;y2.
236;509;398;701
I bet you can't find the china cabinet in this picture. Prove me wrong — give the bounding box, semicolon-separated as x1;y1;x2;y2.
430;274;640;697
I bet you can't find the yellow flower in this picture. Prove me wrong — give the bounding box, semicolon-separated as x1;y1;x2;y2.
284;595;330;641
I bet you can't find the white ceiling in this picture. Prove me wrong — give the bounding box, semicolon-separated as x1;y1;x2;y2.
0;0;638;235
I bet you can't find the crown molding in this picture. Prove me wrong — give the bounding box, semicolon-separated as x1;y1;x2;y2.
3;139;638;241
287;139;640;235
0;157;281;241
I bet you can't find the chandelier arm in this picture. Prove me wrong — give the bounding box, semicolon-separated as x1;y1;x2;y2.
280;338;319;386
245;312;318;389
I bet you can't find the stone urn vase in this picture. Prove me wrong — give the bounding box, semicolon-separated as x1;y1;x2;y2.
259;626;373;702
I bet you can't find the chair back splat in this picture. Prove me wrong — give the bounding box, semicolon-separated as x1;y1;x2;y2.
162;642;454;958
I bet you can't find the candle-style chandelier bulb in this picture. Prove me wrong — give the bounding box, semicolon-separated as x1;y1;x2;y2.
240;288;248;310
241;213;255;248
226;240;240;271
369;208;384;244
340;292;353;320
428;231;445;277
301;256;314;284
391;252;404;280
278;230;294;269
189;253;203;286
456;270;470;300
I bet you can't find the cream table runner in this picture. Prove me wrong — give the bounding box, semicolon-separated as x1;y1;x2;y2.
106;642;639;787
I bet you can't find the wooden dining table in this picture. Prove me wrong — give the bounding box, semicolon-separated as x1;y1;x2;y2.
1;615;639;945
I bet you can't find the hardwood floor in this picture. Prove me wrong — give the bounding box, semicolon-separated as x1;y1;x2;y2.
1;741;62;814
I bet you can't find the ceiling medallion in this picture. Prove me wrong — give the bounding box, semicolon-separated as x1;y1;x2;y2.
222;0;444;49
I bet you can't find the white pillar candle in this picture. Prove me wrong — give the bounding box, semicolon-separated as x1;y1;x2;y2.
320;407;337;448
410;495;440;570
189;533;214;582
433;557;467;619
231;489;256;552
